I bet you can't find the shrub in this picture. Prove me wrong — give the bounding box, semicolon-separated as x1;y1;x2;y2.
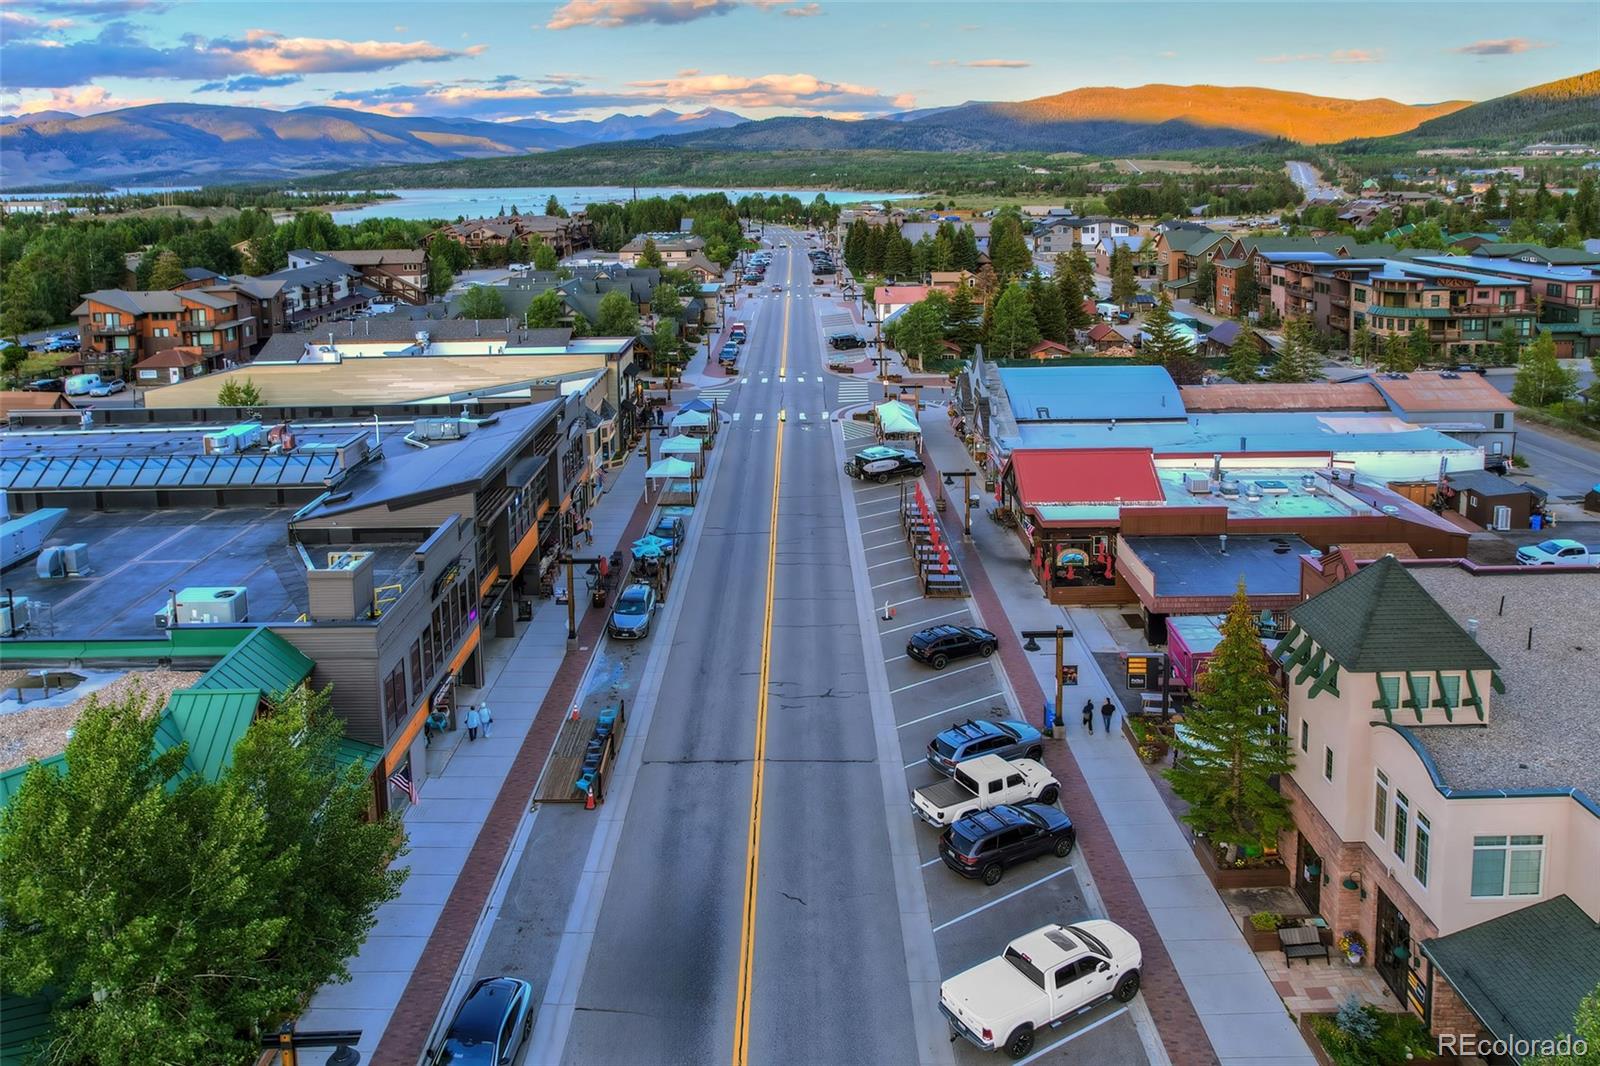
1310;1003;1436;1066
1249;912;1284;932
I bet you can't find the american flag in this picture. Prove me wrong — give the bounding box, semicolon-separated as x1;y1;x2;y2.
389;768;419;806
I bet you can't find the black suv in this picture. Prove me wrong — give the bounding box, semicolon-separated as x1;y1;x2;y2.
430;976;534;1066
939;803;1075;885
844;445;924;483
926;718;1044;774
829;333;866;350
906;624;998;669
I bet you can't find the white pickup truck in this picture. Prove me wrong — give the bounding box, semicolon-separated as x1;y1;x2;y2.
940;922;1143;1059
1515;538;1597;566
912;754;1058;827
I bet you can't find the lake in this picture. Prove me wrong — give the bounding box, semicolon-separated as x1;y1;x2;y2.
326;186;921;223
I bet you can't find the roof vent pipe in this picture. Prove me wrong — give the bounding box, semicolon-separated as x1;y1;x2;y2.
1467;619;1479;641
1219;534;1228;555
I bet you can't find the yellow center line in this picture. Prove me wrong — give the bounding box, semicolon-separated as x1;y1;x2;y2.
733;235;788;1066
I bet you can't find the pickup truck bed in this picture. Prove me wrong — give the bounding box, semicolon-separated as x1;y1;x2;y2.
916;778;972;809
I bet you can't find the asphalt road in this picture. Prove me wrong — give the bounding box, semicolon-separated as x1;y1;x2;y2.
1476;370;1600;499
1285;161;1341;203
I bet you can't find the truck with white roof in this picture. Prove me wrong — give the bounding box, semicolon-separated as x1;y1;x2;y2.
940;921;1143;1059
911;754;1058;827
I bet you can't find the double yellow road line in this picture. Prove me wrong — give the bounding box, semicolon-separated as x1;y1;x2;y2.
732;245;794;1066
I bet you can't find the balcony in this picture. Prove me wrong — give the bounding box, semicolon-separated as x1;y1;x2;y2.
1329;294;1349;308
92;323;135;335
179;314;247;332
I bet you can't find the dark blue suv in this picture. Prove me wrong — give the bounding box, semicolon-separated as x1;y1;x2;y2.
940;803;1075;885
926;718;1044;776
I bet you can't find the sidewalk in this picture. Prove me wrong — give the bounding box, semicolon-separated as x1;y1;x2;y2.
296;454;655;1064
917;417;1317;1066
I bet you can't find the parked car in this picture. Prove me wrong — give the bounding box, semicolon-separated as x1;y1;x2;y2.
649;515;685;554
21;378;63;392
429;976;534;1066
770;284;782;293
912;754;1058;827
607;582;659;640
719;342;740;368
844;445;924;483
907;624;999;670
940;803;1075;885
43;335;79;353
1515;538;1597;566
63;373;101;397
926;718;1043;775
940;922;1142;1059
88;378;126;397
829;333;866;350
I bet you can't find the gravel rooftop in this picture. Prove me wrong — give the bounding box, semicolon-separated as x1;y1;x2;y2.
0;669;202;772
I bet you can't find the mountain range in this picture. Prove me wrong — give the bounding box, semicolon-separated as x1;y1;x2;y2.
0;104;745;187
1;74;1594;189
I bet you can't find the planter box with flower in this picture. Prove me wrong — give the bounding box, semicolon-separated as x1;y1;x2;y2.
1244;912;1288;952
1301;996;1436;1066
1336;930;1367;967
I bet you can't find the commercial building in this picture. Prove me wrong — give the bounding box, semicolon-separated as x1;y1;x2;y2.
1361;370;1519;459
1412;253;1600;359
290;248;428;305
262;253;374;330
1274;556;1600;1050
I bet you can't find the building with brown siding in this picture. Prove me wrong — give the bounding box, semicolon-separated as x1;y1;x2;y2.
70;288;261;378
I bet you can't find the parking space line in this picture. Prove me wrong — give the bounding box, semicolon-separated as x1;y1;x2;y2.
867;559;907;571
854;491;901;504
856;506;901;519
920;856;942;869
1015;1007;1130;1066
889;661;990;693
885;654;909;663
863;538;904;551
880;609;969;635
872;575;920;591
904;758;925;770
896;692;1005;730
859;522;901;535
931;866;1075;933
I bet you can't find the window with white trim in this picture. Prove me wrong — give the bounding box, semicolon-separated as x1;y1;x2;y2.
1300;719;1309;753
1392;790;1409;862
1414;813;1430;887
1373;770;1389;838
1323;746;1334;782
1470;835;1544;898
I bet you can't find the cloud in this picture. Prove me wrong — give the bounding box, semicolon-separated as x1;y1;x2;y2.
0;23;482;88
7;0;167;18
782;3;821;15
194;73;302;93
1259;49;1382;64
1452;37;1548;55
6;83;161;115
1159;50;1178;59
547;0;737;30
627;70;912;112
965;58;1030;69
0;9;76;35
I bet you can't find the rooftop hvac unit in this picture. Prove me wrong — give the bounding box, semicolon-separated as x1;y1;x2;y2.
1183;473;1212;495
156;585;250;628
412;417;463;441
1;595;33;638
1217;479;1241;498
36;543;91;579
1254;480;1290;495
203;422;264;455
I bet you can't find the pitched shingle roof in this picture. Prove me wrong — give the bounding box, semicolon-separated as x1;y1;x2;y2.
1290;555;1499;672
1422;896;1600;1047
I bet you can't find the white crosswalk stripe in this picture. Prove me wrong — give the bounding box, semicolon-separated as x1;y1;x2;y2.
841;420;876;441
698;383;733;402
755;412;764;421
836;379;872;403
732;412;742;421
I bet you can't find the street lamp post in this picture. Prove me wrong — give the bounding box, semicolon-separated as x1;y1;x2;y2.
1021;625;1074;738
943;468;978;538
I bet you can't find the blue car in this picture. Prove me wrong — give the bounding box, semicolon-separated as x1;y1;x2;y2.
926;718;1044;776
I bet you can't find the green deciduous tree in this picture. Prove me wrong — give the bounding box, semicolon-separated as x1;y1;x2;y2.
896;298;947;371
532;239;559;271
216;376;263;407
524;288;566;329
1524;983;1600;1066
457;284;508;320
1165;581;1294;850
652;316;682;374
637;236;664;270
988;283;1040;360
594;289;639;336
147;249;186;291
0;687;405;1066
1511;330;1579;408
650;282;682;323
2;341;29;385
1110;244;1139;306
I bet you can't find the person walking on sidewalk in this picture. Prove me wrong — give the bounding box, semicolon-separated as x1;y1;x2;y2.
1081;698;1095;734
464;704;481;741
1101;698;1116;734
479;701;493;739
584;516;595;546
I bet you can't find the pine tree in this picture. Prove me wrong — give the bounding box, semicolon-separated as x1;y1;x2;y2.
988;215;1032;285
945;285;981;355
1165;581;1294;849
1139;297;1204;384
1495;321;1522;368
988;284;1040;359
1057;268;1089;333
1110;245;1138;306
1268;318;1326;383
1511;330;1579;407
1194;258;1216;308
1407;324;1433;369
1067;245;1096;297
1030;273;1069;344
148;250;186;291
953;225;981;272
883;235;914;279
1234;269;1261;319
544;195;568;218
637;237;664;269
1226;327;1262;383
1349;323;1376;367
1376;332;1415;373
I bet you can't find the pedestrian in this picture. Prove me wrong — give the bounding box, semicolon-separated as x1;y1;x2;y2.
1101;698;1115;734
479;701;493;739
1081;698;1095;734
464;704;481;741
584;517;595;545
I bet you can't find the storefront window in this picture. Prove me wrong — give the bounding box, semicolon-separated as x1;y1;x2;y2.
1048;536;1115;588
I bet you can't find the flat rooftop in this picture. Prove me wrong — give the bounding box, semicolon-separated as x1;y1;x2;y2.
1124;534;1311;601
0;507;420;641
1406;566;1600;800
1033;466;1376;524
1008;412;1478;461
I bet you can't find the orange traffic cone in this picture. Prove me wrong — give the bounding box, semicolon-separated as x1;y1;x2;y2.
584;783;597;810
569;704;580;722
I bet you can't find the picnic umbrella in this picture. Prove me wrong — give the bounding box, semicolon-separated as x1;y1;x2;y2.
631;534;670;559
646;456;695;479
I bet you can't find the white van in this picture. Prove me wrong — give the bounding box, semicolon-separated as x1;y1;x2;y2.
64;373;101;396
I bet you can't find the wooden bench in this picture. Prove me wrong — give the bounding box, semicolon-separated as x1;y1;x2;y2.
1278;925;1330;965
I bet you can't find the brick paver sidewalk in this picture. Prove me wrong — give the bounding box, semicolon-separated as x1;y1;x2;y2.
371;487;656;1066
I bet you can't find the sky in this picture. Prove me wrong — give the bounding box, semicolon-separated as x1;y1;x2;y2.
1;0;1595;121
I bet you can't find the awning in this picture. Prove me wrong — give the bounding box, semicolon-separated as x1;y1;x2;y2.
670;409;711;429
680;398;715;414
874;400;921;436
660;436;705;455
647;457;695;479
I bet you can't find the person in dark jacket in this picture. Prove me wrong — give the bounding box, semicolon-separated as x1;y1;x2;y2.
1101;698;1116;734
1081;698;1095;734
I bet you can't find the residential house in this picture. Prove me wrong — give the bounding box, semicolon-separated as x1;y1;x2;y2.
295;248;429;305
1095;235;1154;278
873;285;930;321
434;213;591;257
1032;216;1135;255
0;391;73;417
901;219;990;246
1151;226;1227;286
1414;253;1600;358
1275;557;1600;1049
261;254;374;332
70;288;261;378
1085;323;1124;351
619;234;705;266
1362;369;1519;459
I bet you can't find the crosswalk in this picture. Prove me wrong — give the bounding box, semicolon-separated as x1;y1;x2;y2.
841;419;877;441
698;383;734;403
836;379;872;404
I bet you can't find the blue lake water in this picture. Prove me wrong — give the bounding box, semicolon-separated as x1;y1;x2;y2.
327;186;921;223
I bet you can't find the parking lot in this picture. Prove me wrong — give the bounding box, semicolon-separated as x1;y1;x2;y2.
842;464;1153;1066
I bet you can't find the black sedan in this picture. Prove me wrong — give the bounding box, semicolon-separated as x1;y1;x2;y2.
430;976;534;1065
939;803;1075;885
906;624;998;670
